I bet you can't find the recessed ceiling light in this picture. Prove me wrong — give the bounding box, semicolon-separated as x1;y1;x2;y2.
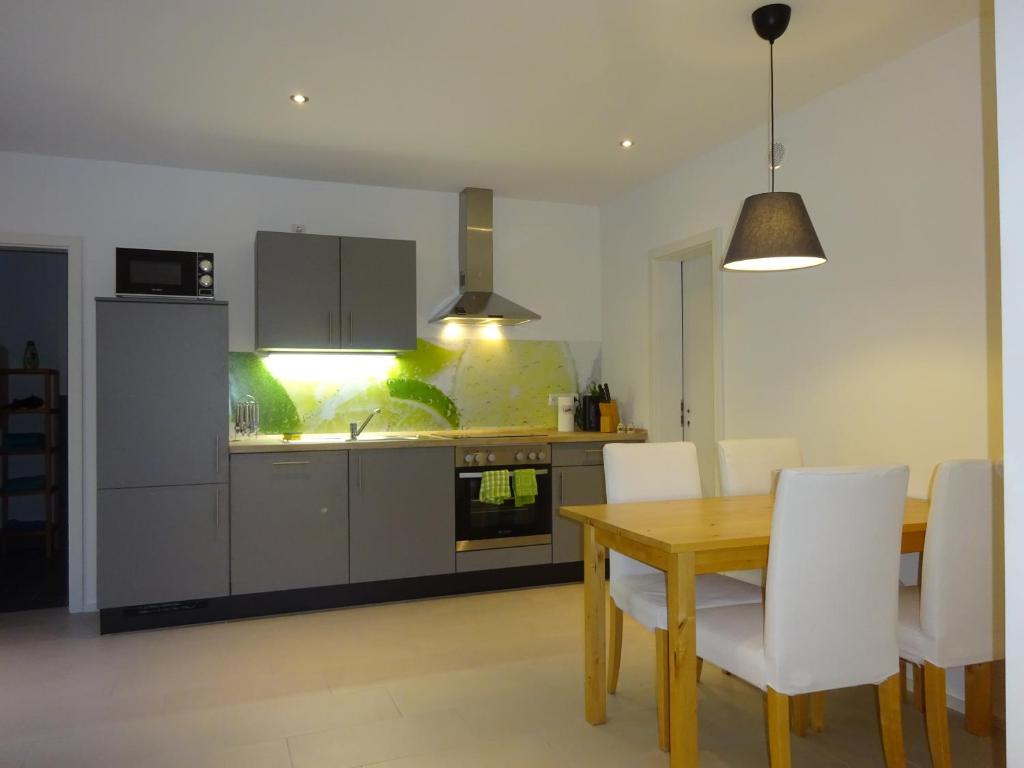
619;138;634;149
289;93;309;105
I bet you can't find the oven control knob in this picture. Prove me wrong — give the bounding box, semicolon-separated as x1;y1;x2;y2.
538;450;546;461
475;453;486;464
528;451;537;461
515;451;525;461
487;453;497;463
464;453;475;463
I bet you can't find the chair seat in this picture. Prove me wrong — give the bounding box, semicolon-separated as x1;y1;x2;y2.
610;572;762;632
696;602;768;690
897;585;932;665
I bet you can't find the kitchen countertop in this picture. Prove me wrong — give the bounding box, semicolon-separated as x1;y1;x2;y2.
229;427;648;454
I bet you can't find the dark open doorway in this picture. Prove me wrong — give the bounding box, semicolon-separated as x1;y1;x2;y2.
0;248;69;611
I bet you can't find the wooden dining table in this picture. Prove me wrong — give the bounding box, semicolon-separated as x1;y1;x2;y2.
559;493;930;768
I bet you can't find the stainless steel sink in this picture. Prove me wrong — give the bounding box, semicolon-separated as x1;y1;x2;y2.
281;433;442;444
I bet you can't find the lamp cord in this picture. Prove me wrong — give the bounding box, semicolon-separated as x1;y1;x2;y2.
769;40;775;193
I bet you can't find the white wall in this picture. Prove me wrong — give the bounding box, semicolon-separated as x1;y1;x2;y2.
0;153;601;609
602;20;994;500
995;0;1023;758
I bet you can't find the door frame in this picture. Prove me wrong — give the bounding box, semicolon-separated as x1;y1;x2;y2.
0;233;85;612
647;229;725;490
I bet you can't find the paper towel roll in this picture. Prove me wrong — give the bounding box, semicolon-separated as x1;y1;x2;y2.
557;396;575;432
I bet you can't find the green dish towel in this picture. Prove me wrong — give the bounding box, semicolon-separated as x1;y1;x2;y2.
479;470;511;505
513;468;538;506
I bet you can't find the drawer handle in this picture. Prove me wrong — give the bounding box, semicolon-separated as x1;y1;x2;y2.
583;449;603;454
272;460;311;466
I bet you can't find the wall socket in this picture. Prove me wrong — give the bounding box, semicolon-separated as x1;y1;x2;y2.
293;224;306;233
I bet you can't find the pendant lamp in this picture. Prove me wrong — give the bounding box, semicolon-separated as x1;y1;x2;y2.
723;4;826;272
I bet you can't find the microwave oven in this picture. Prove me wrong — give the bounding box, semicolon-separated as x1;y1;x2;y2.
116;248;215;299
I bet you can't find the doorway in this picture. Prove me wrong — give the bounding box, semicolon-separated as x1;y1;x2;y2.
648;230;724;494
0;247;70;611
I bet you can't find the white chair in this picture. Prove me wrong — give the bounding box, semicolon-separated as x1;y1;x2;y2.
696;466;910;768
717;437;803;587
603;441;762;751
898;460;1003;768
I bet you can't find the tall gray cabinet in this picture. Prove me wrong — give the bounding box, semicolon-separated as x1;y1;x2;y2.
255;231;417;352
96;298;229;609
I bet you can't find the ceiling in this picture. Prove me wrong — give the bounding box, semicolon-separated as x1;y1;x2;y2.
0;0;979;204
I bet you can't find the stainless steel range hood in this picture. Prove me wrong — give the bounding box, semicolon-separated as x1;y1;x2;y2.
429;188;541;326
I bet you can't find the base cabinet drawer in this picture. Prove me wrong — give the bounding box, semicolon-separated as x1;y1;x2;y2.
552;465;606;563
456;544;552;572
230;452;349;595
98;484;229;609
551;442;610;467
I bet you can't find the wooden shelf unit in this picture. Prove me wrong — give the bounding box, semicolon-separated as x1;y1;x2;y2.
0;368;60;558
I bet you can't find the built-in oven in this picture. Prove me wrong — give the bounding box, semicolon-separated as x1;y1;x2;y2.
455;443;552;551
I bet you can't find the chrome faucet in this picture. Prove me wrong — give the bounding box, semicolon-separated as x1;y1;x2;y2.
350;408;382;440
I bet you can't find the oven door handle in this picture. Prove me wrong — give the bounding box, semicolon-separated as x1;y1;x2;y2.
458;469;549;479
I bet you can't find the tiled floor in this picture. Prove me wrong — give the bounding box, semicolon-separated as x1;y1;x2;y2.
0;584;1005;767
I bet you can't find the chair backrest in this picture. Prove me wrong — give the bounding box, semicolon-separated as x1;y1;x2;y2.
920;460;1004;665
604;442;703;579
764;465;909;695
717;438;803;496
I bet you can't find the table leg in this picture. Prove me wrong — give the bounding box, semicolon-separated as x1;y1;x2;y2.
667;551;698;767
583;523;607;725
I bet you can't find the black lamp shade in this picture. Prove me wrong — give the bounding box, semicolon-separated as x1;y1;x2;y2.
723;191;827;271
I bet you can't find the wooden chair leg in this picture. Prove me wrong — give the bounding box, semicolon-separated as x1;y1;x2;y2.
965;661;993;737
877;673;907;768
607;598;623;694
923;662;952;768
911;662;925;713
810;692;826;733
696;656;703;683
655;628;670;752
766;687;792;768
790;695;809;737
899;660;908;701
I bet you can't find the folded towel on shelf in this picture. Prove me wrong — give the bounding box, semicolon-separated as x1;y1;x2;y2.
479;470;511;505
513;468;538;506
3;475;46;492
2;433;45;450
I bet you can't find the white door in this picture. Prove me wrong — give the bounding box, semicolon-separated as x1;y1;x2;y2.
681;254;716;495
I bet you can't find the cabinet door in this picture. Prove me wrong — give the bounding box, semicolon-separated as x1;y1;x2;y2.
97;483;229;608
339;237;417;351
552;465;606;563
230;452;349;595
349;447;454;582
256;232;340;350
97;300;228;489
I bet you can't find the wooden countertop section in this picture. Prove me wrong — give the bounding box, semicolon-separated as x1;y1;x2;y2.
229;427;648;454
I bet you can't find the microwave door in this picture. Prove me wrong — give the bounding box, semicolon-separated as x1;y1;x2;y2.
116;249;198;297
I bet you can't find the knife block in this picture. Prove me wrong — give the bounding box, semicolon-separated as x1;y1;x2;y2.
599;400;619;433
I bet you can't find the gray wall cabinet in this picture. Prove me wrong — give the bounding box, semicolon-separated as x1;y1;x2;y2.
256;232;341;350
255;231;417;352
230;452;349;595
552;464;607;564
349;447;454;582
97;299;229;490
339;236;416;351
97;483;229;608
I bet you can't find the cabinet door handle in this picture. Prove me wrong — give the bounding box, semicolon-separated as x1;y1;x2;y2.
559;471;564;501
583;449;603;454
215;487;222;529
272;460;310;466
215;436;221;475
348;311;354;346
356;455;363;490
328;311;334;346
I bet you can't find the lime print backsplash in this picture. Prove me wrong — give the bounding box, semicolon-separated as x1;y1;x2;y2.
229;339;601;434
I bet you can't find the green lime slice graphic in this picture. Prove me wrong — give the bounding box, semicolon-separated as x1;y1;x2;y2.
395;338;463;379
452;340;575;427
228;353;301;433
